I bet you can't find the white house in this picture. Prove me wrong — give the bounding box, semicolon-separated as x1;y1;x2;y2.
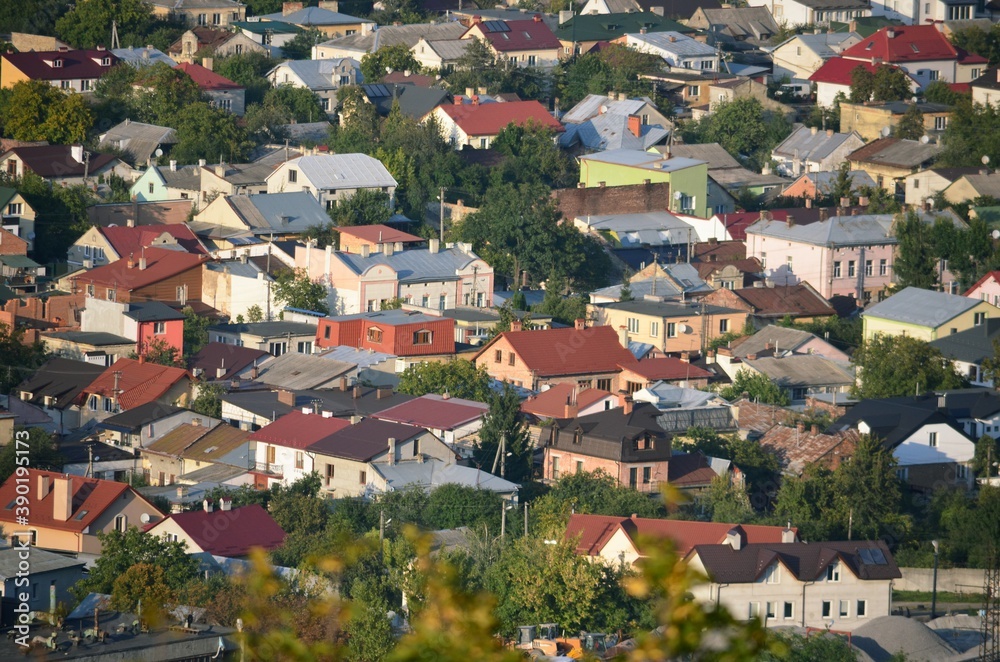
746;0;869;26
266;58;361;115
771;125;866;177
202;258;279;322
622;32;719;72
972;67;1000;107
868;0;979;24
266;153;397;210
768;32;862;85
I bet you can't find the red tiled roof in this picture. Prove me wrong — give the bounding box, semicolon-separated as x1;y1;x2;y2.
249;409;353;450
82;358;190;410
373;394;488;430
840;25;969;64
71;246;207;291
478;325;637;378
336;224;423;244
948;82;972;93
383;71;438;88
565;513;793;557
2;49;118;81
100;224;208;259
438;100;563;137
809;57;882;85
965;270;1000;296
174;62;243;91
146;504;286;557
465;17;561;51
733;397;789;434
520;383;615;419
621;357;714;381
0;469;160;533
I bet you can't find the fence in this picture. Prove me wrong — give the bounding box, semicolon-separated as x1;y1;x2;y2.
896;567;986;594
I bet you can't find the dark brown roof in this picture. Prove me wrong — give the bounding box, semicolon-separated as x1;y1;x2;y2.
733;398;789;434
168;27;234;54
2;49;118;81
17;358;106;410
666;452;720;487
693;257;763;280
4;145;120;178
691;540;901;583
544;402;671;462
758;424;859;474
732;283;836;318
690;240;747;262
188;342;270;381
308;418;426;461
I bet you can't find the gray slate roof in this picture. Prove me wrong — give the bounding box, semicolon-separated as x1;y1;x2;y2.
334;245;481;282
744;354;854;389
159;164;202;191
374;459;519;494
848;139;942;168
320;345;396;368
363;83;448;119
112;46;177;68
598;298;742;318
772;32;860;58
744;211;949;247
952;172;1000;198
269;58;361;91
282;154;397;190
590;263;713;300
864;286;982;327
626;31;718;57
773;125;862;162
206;161;277;185
99;121;178;166
561;94;656;124
261;7;373;26
561;113;669;151
0;547;85;578
319;21;466;52
423;38;471;61
254;353;356;390
729;324;824;359
209;320;317;339
665;143;742;170
930;318;1000;363
225;192;329;234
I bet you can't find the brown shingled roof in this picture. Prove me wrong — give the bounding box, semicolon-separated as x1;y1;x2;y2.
758;423;859;475
730;283;835;318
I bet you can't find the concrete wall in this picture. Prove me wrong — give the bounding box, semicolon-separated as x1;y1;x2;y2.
895;567;986;593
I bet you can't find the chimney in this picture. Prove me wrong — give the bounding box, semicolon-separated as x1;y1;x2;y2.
811;126;818;135
669;35;676;42
725;527;744;550
471;95;479;106
805;197;813;208
574;318;586;330
826;129;834;137
317;0;339;9
127;252;135;269
37;474;51;500
511;319;523;332
360;244;370;258
138;256;147;270
533;13;542;21
214;164;226;178
622;396;634;416
388;437;397;465
811;424;819;434
302;406;312;415
203;499;213;513
71;145;84;164
564;391;578;419
177;485;186;498
680;351;690;363
339;377;348;391
627;114;641;139
477;87;487;96
322;411;334;418
384;242;394;257
598;181;606;188
353;385;361;399
782;527;797;543
454;95;464;105
52;477;72;521
220;497;232;511
126;217;135;227
796;421;805;432
618;325;628;348
277;389;295;406
377;387;392;399
350;415;361;424
640;27;647;34
429;238;440;254
466;87;475;98
886;28;896;38
840;196;851;208
282;1;304;15
198;158;207;167
169;160;177;172
202;57;213;71
312;400;322;415
472;14;482;24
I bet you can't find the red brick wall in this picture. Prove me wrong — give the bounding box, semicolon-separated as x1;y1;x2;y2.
316;316;455;356
552;182;672;222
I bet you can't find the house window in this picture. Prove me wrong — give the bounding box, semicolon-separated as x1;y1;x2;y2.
413;438;420;456
153;322;166;335
367;327;383;343
367;300;376;312
686;85;699;96
929;431;938;447
60;80;70;89
288;169;297;183
508;352;515;366
359;470;367;484
176;286;186;303
324;326;331;339
833;261;841;278
749;602;761;619
81;79;92;91
975;312;987;325
325;464;335;484
957;464;968;479
494;350;502;363
439;294;446;310
766;602;776;619
667;322;676;338
839;600;850;617
212;12;221;24
928;70;940;81
765;565;780;584
552;456;560;479
596;378;611;391
857;600;867;617
827;564;840;582
148;182;155;194
848;261;856;277
719;319;729;333
88;395;98;411
197;13;207;25
573;430;582;445
421;295;429;307
103;397;114;413
650;321;659;337
295;451;304;470
822;601;832;618
629;467;637;488
642;466;651;483
114;514;127;532
84;245;92;258
879;259;888;275
269;341;286;356
528;55;537;66
934;116;947;131
701;60;713;70
5;202;21;216
575;460;583;474
107;289;116;302
297;341;312;354
865;260;873;276
783;602;794;620
413;330;432;345
896;467;909;481
679;194;695;213
760;253;766;268
627;317;639;333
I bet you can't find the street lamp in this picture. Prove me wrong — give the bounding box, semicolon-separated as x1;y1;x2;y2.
931;540;940;620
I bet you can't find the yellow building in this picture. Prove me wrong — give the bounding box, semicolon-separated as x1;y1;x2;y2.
840;101;953;142
862;286;999;342
147;0;246;28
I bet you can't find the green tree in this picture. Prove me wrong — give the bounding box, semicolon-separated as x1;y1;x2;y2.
397;359;492;401
273;267;329;314
772;464;840;541
703;475;754;523
973;433;1000;478
490;120;577;189
872;64;912;102
475;382;532;483
2;80;93;143
924;79;962;105
215;51;273;106
950;24;1000;66
330;189;393;227
896;104;925;140
529;470;665;537
73;527;197;599
361;43;421;83
718;369;791;406
682;428;782;509
182;306;210;357
423;484;504;531
849;65;875;103
938;96;1000;168
266;85;327;123
852;333;964;399
191;383;226;419
686;97;792;172
136;337;182;367
346;576;396;662
110;563;175;619
55;0;152;49
619;272;635;302
893;209;939;289
0;428;62;484
128;62;205;125
834;434;908;540
282;28;324;60
171;102;253;165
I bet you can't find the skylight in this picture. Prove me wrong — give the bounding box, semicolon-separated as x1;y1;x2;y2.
865;41;873;50
910;44;919;53
74;510;89;521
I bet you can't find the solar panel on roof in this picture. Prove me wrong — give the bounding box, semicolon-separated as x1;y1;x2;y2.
484;20;510;32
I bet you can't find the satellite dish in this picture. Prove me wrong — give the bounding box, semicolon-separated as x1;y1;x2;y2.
673;191;683;200
27;232;35;240
919;135;930;144
679;324;692;334
154;148;163;157
93;455;100;462
140;513;150;524
984;155;991;165
880;126;891;137
911;96;918;103
926;198;934;209
993;230;1000;240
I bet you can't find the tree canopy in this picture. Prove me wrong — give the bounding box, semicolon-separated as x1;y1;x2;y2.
851;333;965;399
680;97;792;172
718;370;791;406
273;268;330;315
397;359;493;402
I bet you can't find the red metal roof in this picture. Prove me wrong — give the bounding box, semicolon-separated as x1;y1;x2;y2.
373;394;488;430
620;357;713;381
2;49;118;81
174;62;243;91
82;358;190;411
438;100;563;137
964;270;1000;297
840;25;978;64
335;224;423;244
520;383;615;419
565;513;793;557
248;409;352;450
808;57;883;85
464;16;561;52
100;224;208;259
71;246;207;291
479;325;637;378
0;469;158;533
146;504;286;557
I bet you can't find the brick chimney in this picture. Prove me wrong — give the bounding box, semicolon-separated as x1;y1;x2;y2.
564;388;578;418
352;385;361;399
811;424;819;434
796;421;805;432
282;1;303;15
618;325;628;349
377;387;392;399
203;498;213;512
621;395;634;415
388;437;397;465
277;389;295;406
533;13;543;21
574;318;586;330
52;476;73;522
627;114;641;138
511;319;523;332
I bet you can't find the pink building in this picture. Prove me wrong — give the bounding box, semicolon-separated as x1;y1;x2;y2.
745;210;960;305
965;271;1000;307
295;239;493;316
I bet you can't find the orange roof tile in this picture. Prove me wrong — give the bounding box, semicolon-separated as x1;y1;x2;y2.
82;358;190;411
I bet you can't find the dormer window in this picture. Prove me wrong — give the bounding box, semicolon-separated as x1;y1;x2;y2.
102;57;111;66
367;327;383;343
413;330;432;345
52;58;63;68
573;429;583;445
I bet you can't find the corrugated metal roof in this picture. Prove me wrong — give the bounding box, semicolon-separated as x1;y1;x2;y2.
98;120;178;165
334;245;481;281
772;125;862;161
261;7;373;26
562;94;651;124
627;31;718;57
225;191;329;234
864;286;982;327
424;38;472;60
374;459;519;493
255;353;356;390
744;354;854;388
268;58;360;91
320;346;396;368
283;154;396;191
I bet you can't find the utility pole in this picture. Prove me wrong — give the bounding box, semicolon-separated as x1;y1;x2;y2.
379;510;385;547
439;187;447;241
524;503;528;536
501;502;507;541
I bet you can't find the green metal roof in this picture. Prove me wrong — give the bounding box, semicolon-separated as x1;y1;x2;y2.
0;255;40;269
554;12;694;42
829;16;903;38
0;188;18;208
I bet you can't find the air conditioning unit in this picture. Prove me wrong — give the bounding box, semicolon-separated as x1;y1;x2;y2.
83;259;93;269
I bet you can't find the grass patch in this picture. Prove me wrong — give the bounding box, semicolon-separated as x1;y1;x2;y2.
893;590;985;603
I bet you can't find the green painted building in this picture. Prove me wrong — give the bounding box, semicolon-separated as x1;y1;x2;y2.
578;149;710;218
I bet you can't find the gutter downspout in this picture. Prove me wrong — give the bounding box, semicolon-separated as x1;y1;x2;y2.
801;580;815;627
716;582;728;607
